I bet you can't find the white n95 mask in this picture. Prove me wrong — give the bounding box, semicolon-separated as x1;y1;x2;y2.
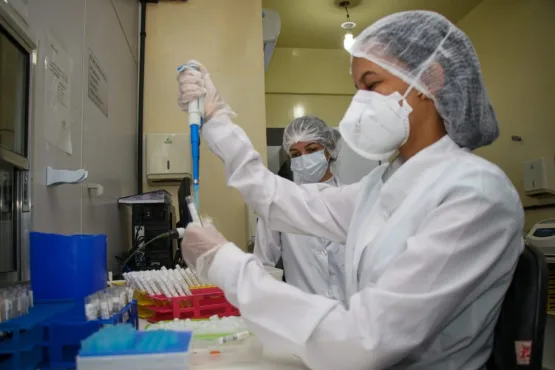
290;150;329;183
338;90;413;161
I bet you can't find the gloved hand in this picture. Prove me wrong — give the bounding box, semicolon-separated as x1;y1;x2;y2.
177;60;236;122
181;220;229;280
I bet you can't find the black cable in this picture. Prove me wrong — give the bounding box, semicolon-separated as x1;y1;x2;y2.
134;236;145;246
121;231;170;271
121;226;185;272
127;237;144;256
115;256;132;273
130;227;145;253
123;235;145;269
116;227;145;272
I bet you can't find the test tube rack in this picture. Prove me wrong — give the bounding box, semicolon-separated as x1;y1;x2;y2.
145;287;239;322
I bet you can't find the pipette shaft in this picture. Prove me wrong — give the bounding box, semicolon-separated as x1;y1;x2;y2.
177;63;203;211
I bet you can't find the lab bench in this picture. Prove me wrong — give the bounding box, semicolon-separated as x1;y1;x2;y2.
195;363;304;370
137;319;307;370
192;353;307;369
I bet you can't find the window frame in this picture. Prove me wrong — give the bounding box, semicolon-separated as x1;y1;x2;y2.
0;2;35;286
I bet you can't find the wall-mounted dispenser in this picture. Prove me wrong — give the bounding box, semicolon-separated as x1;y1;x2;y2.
145;133;191;182
523;156;555;199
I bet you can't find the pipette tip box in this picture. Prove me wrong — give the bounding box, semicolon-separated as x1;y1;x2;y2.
76;328;192;370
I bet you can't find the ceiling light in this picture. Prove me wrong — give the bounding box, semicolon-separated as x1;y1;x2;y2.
293;104;305;119
339;1;356;52
344;32;354;51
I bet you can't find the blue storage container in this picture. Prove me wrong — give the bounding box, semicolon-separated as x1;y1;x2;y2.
42;301;138;369
30;232;107;302
0;345;43;370
0;300;75;370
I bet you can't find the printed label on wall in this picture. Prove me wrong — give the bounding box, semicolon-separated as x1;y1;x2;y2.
87;49;109;118
44;32;73;154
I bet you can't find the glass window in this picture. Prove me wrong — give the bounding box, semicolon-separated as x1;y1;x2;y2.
0;162;15;273
0;24;29;157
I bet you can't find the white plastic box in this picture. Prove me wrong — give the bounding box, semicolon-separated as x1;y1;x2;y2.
191;336;263;368
76;352;189;370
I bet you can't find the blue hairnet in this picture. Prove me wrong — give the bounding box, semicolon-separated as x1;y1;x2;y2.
350;11;498;150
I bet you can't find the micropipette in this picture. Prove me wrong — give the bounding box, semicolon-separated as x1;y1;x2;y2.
177;62;204;211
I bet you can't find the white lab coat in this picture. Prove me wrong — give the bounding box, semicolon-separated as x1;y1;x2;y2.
254;176;347;302
202;115;524;370
333;138;380;185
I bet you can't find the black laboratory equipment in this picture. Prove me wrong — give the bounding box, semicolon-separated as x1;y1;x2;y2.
118;190;175;271
132;203;173;269
116;178;196;271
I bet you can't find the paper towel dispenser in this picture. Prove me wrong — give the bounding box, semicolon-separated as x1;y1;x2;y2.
145;133;191;182
523;156;555;198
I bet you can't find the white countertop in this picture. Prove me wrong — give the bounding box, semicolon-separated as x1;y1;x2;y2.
193;363;304;370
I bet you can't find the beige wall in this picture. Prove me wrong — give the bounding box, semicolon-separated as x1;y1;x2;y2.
265;47;354;128
458;0;555;231
144;0;266;249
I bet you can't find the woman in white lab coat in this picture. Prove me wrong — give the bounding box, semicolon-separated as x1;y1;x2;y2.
177;11;524;370
254;116;346;302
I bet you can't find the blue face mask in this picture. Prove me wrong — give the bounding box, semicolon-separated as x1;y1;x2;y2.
290;150;329;183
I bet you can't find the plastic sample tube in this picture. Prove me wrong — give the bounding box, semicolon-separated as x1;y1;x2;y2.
217;331;250;344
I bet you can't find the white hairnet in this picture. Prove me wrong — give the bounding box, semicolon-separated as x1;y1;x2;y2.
350;11;498;150
283;116;342;159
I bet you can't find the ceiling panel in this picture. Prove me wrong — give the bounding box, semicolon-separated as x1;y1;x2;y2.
262;0;483;49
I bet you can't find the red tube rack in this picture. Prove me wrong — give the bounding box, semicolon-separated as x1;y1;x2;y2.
145;287;239;322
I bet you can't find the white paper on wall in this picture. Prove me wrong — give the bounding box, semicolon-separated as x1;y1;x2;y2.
87;48;109;118
44;32;73;154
